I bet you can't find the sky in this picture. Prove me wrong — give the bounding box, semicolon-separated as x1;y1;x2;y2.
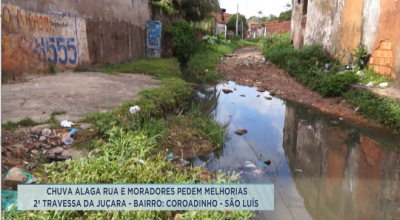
219;0;289;19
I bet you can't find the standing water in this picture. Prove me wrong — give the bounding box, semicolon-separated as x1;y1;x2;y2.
191;81;400;220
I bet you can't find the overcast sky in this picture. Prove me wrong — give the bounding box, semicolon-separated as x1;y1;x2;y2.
219;0;290;19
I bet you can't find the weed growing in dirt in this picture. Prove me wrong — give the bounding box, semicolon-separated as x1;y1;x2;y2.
11;126;252;219
2;110;66;131
2;118;39;131
49;63;57;74
167;105;228;151
73;58;181;78
357;68;392;86
85;78;191;137
262;32;379;97
99;58;181;77
343;89;400;133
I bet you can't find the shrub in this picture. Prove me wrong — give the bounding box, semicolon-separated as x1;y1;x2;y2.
165;20;197;64
229;35;241;42
344;89;400;132
320;72;359;97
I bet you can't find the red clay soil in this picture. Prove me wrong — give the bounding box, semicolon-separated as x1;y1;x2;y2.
216;47;367;123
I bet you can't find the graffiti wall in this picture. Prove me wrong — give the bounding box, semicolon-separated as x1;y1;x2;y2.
1;1;171;81
1;3;88;78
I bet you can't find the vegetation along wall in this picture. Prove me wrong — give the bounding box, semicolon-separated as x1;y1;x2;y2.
291;0;400;79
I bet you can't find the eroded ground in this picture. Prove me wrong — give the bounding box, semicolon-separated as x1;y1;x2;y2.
2;71;159;123
216;47;368;123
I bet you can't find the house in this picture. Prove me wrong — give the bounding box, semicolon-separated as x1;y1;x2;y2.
291;0;400;78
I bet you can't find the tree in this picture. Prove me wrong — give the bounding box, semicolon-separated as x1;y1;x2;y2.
226;13;248;35
150;0;220;22
278;2;292;21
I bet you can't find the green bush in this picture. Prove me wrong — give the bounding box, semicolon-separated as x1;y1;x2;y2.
262;32;357;97
229;35;241;42
165;20;197;64
320;72;359;97
344;89;400;132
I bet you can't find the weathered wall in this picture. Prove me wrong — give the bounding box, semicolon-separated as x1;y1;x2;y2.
291;0;344;53
2;0;172;80
291;0;400;78
1;2;89;79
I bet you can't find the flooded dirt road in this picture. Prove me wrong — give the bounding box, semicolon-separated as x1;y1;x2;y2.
216;46;369;124
191;81;400;220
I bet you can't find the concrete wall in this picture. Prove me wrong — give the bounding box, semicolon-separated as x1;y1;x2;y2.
2;0;170;81
291;0;400;78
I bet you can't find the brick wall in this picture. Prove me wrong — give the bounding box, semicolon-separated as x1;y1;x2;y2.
369;40;395;77
265;20;291;34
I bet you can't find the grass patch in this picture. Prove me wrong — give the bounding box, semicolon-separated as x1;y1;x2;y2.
184;40;257;83
2;110;66;131
8;126;252;219
74;58;181;78
262;32;400;132
343;89;400;132
358;68;392;86
2;117;39;131
84;78;191;136
166;105;227;154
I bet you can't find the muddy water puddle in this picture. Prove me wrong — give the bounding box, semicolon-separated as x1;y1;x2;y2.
191;81;400;220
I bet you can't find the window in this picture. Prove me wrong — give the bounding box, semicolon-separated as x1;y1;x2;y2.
303;0;308;14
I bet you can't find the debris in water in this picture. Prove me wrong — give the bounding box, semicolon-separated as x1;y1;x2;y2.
264;160;271;166
257;95;260;97
222;89;233;94
245;163;256;168
295;169;303;172
264;97;272;100
240;95;245;97
253;169;263;174
235;129;248;135
232;171;243;181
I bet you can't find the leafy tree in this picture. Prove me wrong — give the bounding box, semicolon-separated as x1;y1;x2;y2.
226;13;248;34
150;0;220;22
278;10;291;21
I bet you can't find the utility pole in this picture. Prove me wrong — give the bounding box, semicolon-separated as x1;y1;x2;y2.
214;12;218;37
241;21;243;39
236;4;238;36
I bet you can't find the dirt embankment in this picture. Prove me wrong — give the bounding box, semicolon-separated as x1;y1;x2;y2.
216;47;367;123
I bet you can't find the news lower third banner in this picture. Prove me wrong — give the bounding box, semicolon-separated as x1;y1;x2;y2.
18;184;274;211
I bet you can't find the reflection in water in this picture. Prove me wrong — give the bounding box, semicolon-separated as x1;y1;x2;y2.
192;81;400;220
284;103;400;220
